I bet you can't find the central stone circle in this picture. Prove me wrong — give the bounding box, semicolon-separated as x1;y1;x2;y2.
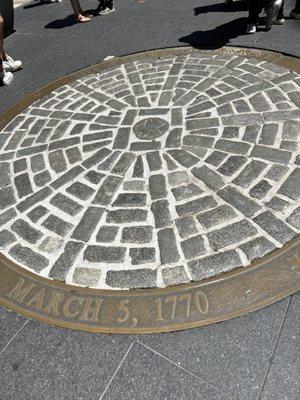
133;118;169;140
0;51;299;291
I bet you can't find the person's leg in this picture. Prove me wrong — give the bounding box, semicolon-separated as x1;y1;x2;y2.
277;0;284;18
248;0;262;24
0;13;5;63
265;0;282;29
0;13;13;85
290;0;300;17
247;0;262;32
69;0;92;22
273;0;285;23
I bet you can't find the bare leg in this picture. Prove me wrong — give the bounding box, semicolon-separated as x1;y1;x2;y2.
69;0;92;22
0;13;4;72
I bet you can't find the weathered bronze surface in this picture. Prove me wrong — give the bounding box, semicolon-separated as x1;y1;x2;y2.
0;46;299;334
0;237;299;333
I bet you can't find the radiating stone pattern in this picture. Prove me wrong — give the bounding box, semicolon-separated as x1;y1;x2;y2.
0;52;299;289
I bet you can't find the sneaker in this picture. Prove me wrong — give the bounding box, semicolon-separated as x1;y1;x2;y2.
0;70;14;86
265;0;282;29
246;23;257;34
290;9;300;19
99;1;115;15
3;55;22;72
49;0;62;3
272;17;285;24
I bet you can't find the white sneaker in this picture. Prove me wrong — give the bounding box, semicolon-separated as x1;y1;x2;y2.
99;3;115;15
49;0;62;3
0;71;14;86
3;55;22;72
272;18;285;24
246;23;257;34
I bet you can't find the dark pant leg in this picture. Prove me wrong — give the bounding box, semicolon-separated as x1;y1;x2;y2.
277;0;285;18
248;0;263;24
295;0;300;12
0;0;14;38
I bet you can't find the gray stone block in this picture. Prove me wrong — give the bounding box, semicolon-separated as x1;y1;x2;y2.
254;211;296;244
286;208;300;230
176;196;217;217
50;193;83;216
188;250;241;280
96;226;118;243
218;186;260;217
113;193;147;207
240;237;276;262
66;182;94;200
167;171;189;187
208;220;257;251
197;204;237;228
107;209;148;224
279;169;300;200
72;207;105;242
172;183;203;201
34;170;52;187
249;180;272;199
181;235;206;259
50;166;85;190
9;244;48;273
233;160;267;188
49;241;84;281
149;175;167;200
11;219;43;244
218;156;247;177
93;175;123;205
158;228;180;264
151;200;172;228
84;244;126;263
73;267;102;287
13;159;26;175
192;165;225;191
162;265;189;286
121;226;153;244
106;269;157;289
0;229;16;248
0;186;16;210
215;139;251;155
42;214;73;237
129;247;156;265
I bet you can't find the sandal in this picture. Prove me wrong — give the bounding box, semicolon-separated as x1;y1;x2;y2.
76;13;92;23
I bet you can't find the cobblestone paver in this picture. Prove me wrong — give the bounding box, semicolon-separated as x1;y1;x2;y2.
0;52;299;289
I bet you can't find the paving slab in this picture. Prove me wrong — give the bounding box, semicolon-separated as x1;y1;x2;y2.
0;307;27;353
136;298;290;400
0;319;133;400
260;293;300;400
101;341;230;400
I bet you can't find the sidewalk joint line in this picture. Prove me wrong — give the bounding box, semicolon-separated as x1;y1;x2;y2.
258;296;292;400
0;319;29;357
136;340;234;399
98;341;135;400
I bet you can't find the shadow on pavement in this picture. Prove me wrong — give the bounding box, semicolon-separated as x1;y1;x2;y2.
24;0;61;9
44;5;102;29
179;17;258;49
194;0;250;15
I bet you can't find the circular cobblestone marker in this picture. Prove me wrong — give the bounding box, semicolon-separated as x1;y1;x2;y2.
0;47;299;333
